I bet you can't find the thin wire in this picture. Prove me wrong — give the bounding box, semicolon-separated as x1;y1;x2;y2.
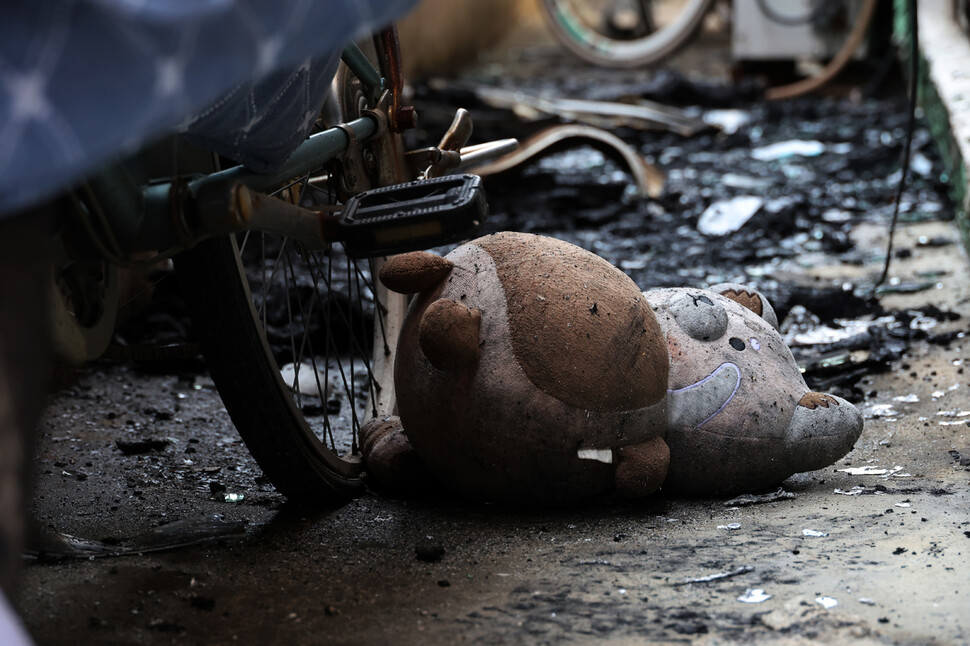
116;270;169;311
862;43;901;98
872;0;918;294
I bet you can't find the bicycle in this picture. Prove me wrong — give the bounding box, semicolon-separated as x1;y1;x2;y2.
3;27;515;510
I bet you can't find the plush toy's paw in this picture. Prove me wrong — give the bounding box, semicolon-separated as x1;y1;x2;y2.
707;282;779;330
419;299;481;371
379;252;454;294
786;392;864;470
360;416;437;494
614;436;670;498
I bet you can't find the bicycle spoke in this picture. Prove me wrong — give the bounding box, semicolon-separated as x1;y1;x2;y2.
346;257;357;452
283;246;301;408
260;234;268;333
255;236;288;322
321;250;336;449
239;230;252;256
268;174;314;199
305;250;380;392
354;263;380;418
352;260;391;357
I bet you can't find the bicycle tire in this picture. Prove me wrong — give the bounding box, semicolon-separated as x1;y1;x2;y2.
174;46;409;501
541;0;715;68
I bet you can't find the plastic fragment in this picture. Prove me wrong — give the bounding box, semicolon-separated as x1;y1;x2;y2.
838;466;890;476
839;465;910;479
717;523;742;530
675;565;754;586
721;173;773;190
751;140;825;161
864;404;900;420
697;196;764;236
910;151;933;176
723;488;795;507
937;409;970;417
577;448;613;463
834;486;865;496
875;281;938;295
703;109;751;134
815;596;838;609
737;588;772;603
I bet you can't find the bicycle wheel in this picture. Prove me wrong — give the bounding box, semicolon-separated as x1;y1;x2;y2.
540;0;715;68
174;48;409;501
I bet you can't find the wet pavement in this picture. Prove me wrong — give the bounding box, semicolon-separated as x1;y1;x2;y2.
18;20;970;646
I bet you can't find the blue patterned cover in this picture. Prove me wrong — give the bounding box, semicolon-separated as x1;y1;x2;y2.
0;0;418;215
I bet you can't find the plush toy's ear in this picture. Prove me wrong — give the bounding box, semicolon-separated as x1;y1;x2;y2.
419;298;481;371
379;252;454;294
708;282;780;330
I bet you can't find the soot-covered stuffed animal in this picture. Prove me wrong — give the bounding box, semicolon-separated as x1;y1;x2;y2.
361;232;863;505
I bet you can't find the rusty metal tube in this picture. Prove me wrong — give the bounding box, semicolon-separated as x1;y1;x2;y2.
243;192;335;250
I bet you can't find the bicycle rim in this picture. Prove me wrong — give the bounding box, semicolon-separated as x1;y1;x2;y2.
541;0;715;68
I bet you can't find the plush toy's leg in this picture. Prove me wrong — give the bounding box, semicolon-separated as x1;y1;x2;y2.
614;436;670;498
360;416;438;494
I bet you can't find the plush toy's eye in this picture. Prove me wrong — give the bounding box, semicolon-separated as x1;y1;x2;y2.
668;291;728;341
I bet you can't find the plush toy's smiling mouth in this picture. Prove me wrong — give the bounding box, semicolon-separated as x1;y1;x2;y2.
667;363;741;430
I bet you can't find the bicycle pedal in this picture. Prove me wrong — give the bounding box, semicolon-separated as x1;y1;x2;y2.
338;174;487;258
